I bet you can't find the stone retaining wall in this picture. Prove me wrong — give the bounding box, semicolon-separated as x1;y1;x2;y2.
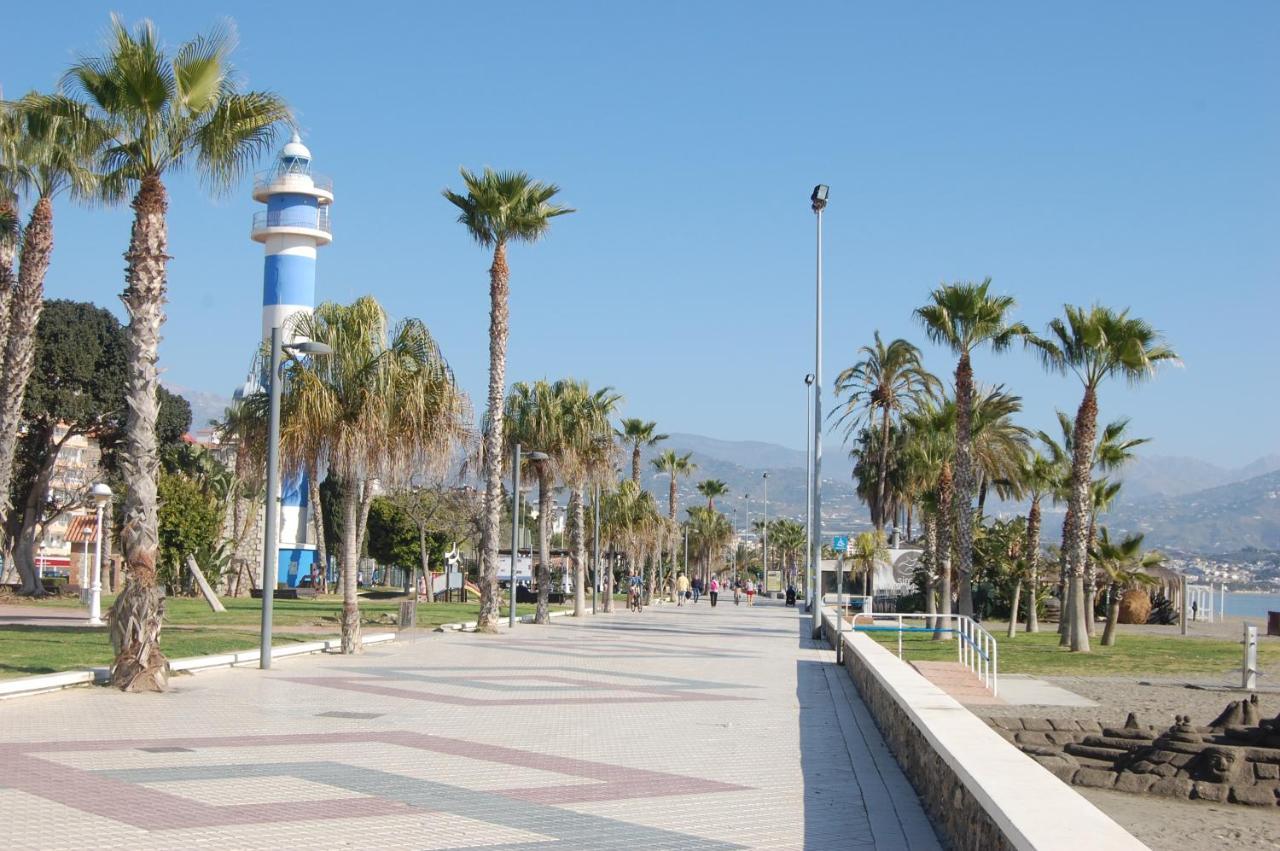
819;607;1145;851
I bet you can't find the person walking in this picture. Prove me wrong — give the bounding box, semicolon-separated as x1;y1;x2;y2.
733;578;741;605
691;576;703;605
709;576;719;607
745;578;756;606
676;572;690;606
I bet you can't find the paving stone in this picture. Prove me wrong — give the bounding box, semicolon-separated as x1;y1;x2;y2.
0;600;942;849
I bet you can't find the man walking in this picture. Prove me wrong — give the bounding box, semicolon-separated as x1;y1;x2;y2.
691;576;703;604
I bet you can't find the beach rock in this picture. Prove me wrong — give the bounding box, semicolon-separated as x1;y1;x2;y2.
1149;777;1194;798
1229;785;1278;807
1254;763;1279;781
1023;718;1053;732
1074;768;1118;789
1114;773;1157;794
1192;781;1229;802
1016;732;1051;746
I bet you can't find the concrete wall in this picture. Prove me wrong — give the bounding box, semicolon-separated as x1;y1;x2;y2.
818;608;1145;851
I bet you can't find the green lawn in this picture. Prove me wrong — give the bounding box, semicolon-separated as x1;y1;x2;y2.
861;627;1280;677
0;592;562;680
0;627;319;679
15;592;548;630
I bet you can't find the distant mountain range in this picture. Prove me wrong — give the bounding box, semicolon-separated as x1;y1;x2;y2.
159;383;1277;552
1106;469;1280;553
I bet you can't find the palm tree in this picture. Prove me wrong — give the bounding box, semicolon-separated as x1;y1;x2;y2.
1091;528;1161;647
1032;305;1177;652
64;17;290;690
969;387;1032;517
834;331;939;531
902;403;955;640
686;505;732;583
1017;451;1059;633
651;450;695;521
616;418;667;483
443;167;572;633
915;280;1031;619
0;94;99;542
502;380;568;625
281;297;471;653
848;531;889;597
556;380;620;617
696;479;729;511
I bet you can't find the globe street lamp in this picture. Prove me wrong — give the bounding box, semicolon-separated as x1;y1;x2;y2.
261;331;333;669
87;483;112;626
810;184;828;634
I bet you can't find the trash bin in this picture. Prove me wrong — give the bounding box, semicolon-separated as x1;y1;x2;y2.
1267;611;1280;637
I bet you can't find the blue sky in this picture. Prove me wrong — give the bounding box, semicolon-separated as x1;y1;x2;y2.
6;2;1278;466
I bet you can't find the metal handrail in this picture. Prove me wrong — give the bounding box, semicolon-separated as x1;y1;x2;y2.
251;207;332;234
850;611;999;696
253;170;333;194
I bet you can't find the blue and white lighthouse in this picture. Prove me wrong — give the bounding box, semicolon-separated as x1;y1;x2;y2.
251;133;333;586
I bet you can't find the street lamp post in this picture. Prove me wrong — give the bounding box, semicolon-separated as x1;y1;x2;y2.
88;483;112;625
762;472;769;594
260;328;333;670
592;482;600;615
810;184;828;633
804;374;814;610
509;444;521;628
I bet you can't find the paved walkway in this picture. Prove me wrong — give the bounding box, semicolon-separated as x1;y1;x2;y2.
0;598;940;849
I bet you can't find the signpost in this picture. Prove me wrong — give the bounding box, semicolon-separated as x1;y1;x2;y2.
832;536;848;663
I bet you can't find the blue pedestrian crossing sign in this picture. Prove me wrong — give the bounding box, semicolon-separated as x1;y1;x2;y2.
832;535;848;552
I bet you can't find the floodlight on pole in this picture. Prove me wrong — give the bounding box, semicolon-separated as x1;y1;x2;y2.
810;184;828;635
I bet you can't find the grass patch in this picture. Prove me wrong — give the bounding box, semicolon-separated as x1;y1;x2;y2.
0;592;564;679
860;627;1279;677
0;627;318;679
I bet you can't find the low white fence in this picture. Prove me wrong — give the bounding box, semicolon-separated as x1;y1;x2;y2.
850;612;999;697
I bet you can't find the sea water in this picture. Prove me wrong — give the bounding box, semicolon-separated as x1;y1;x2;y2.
1224;591;1280;619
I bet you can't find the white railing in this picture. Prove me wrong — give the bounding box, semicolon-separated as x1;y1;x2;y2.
850;611;999;697
251;207;332;235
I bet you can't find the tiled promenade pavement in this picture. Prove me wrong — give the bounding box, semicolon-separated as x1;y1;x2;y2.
0;599;941;850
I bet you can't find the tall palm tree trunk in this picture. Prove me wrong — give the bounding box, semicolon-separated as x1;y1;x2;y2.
109;175;170;692
1007;581;1022;638
953;353;976;617
0;200;18;361
1084;514;1098;638
308;467;327;588
631;447;641;483
535;467;552;624
569;488;586;616
1101;583;1122;646
923;513;937;630
1064;387;1098;652
339;489;362;653
477;241;510;632
874;406;891;531
0;197;54;524
933;464;954;641
1025;497;1041;633
603;546;615;613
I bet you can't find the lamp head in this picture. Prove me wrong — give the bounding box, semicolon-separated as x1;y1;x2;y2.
89;482;113;507
810;184;829;212
283;341;333;356
804;373;815;386
527;451;550;462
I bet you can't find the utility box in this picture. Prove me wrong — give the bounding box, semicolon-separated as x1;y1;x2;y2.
398;601;416;630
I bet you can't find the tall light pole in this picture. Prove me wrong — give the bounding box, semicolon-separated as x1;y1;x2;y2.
810;184;828;631
511;449;547;628
762;472;769;592
592;482;600;615
804;373;814;608
87;483;112;626
261;330;332;669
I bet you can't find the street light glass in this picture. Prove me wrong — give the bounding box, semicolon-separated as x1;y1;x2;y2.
805;374;815;385
284;340;333;356
527;451;550;462
811;184;829;203
89;483;113;506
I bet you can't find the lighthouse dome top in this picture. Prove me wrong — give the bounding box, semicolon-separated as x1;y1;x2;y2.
281;132;312;163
